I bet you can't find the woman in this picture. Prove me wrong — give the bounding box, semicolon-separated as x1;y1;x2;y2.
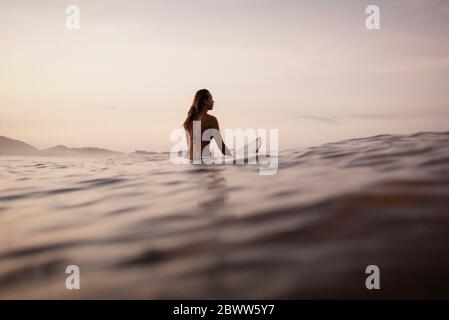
183;89;233;160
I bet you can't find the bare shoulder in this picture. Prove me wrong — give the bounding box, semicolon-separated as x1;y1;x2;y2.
205;114;219;128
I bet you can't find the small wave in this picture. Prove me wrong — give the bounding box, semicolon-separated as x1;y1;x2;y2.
1;131;449;298
78;177;125;186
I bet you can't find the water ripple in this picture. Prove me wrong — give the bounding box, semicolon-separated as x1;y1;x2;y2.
1;131;449;298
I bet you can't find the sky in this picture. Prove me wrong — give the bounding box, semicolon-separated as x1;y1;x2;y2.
1;0;449;152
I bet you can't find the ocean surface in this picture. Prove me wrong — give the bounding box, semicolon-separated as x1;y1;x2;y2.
1;131;449;299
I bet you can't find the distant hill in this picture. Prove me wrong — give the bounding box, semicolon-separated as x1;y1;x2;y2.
44;145;120;157
132;150;158;155
0;136;121;157
0;136;39;155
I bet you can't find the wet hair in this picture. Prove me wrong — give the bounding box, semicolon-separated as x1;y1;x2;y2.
183;89;211;131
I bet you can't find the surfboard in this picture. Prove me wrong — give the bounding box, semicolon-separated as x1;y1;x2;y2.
233;137;262;157
184;137;263;164
222;137;261;163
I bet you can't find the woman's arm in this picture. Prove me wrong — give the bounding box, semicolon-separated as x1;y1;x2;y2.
208;115;233;157
220;135;233;156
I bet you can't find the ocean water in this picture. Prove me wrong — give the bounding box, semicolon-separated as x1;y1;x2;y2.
1;131;449;299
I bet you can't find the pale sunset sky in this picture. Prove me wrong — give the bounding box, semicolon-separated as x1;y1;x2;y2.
1;0;449;152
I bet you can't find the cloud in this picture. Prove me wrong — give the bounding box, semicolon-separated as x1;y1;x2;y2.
349;114;409;120
293;115;339;124
291;112;449;124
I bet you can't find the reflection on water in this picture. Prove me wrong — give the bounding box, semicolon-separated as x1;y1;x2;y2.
197;168;228;209
1;131;449;298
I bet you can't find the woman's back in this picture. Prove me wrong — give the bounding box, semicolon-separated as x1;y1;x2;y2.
187;113;215;159
183;89;231;160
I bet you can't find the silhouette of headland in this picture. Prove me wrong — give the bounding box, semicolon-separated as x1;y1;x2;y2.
0;136;153;157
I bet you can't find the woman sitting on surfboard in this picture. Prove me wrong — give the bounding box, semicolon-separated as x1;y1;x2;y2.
183;89;233;160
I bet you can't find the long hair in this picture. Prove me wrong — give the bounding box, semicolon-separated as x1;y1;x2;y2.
183;89;210;131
